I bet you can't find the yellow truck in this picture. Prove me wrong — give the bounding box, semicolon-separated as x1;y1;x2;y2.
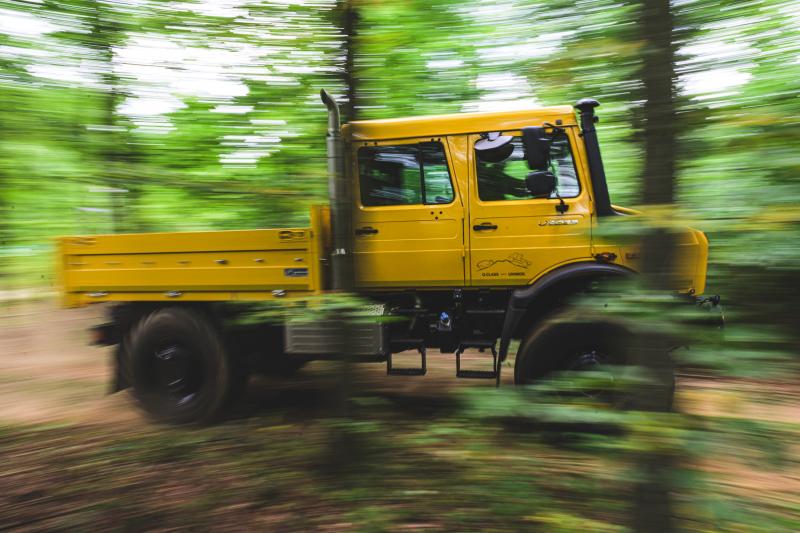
58;92;718;423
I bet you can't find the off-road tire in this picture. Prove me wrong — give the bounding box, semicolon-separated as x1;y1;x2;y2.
127;306;233;424
514;315;675;409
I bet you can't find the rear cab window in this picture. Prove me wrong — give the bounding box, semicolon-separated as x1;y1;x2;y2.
357;141;455;207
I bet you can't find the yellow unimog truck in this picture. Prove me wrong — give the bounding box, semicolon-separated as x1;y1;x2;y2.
58;92;719;423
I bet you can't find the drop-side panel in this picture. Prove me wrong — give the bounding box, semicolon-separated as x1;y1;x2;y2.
57;226;319;307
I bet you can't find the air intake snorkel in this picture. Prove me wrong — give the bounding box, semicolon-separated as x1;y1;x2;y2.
575;98;614;217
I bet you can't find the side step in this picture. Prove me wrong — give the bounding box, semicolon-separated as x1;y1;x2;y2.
456;340;500;385
387;339;426;376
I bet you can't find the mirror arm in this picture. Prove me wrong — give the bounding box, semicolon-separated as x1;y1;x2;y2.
542;122;566;136
555;193;569;214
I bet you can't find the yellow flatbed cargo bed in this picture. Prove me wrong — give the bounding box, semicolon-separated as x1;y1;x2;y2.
57;206;328;308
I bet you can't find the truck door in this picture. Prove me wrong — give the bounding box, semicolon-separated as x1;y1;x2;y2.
352;138;465;288
466;129;593;286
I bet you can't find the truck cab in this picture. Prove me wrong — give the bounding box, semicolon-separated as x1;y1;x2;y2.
345;104;706;294
348;107;593;289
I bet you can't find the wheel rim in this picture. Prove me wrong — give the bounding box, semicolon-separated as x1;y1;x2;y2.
152;342;203;407
568;349;605;371
566;349;615;399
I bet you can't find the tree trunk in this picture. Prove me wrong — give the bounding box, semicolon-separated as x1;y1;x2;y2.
88;1;139;233
341;0;360;124
632;0;679;531
323;0;361;476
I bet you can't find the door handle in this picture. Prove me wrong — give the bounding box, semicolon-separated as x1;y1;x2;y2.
473;223;498;231
355;226;379;236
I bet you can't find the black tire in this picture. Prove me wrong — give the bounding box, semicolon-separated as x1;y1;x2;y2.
514;315;675;408
126;307;233;424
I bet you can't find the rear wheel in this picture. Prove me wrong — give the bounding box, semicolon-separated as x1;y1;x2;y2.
127;307;234;424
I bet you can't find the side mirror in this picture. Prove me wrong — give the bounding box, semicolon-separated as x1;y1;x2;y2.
525;171;556;198
475;132;514;163
522;126;551;171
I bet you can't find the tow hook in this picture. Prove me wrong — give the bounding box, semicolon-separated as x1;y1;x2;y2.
695;294;720;307
693;294;724;329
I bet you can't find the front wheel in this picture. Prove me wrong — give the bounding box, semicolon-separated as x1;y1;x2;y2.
127;307;234;424
514;316;675;408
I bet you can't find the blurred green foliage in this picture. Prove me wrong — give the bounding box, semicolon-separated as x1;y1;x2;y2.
1;383;797;531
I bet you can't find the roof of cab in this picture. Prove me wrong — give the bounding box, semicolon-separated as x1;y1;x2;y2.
343;106;577;142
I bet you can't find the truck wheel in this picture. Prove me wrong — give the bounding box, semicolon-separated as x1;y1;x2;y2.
127;307;232;424
514;316;674;407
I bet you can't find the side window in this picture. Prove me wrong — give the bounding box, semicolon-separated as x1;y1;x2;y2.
358;142;454;207
475;134;580;202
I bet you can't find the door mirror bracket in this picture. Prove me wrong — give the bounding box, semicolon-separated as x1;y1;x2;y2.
521;127;551;171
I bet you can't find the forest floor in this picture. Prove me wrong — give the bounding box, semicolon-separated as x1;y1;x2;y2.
1;299;798;531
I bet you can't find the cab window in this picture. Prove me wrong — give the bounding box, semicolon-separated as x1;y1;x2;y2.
358;141;455;206
475;134;580;202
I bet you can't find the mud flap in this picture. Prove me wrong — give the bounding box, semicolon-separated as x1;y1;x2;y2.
110;344;130;394
498;262;635;364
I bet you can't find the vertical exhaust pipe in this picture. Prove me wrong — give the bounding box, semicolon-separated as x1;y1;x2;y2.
320;89;353;290
321;88;341;138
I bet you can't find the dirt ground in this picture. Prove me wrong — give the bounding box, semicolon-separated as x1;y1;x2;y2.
0;299;140;427
1;299;798;531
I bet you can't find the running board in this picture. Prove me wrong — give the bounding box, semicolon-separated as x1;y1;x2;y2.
456;340;500;385
387;339;426;376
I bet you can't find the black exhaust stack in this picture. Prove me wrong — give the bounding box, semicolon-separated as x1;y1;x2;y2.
320;89;354;290
575;98;614;217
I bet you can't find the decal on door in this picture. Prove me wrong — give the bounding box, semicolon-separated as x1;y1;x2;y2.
538;218;579;226
476;253;531;277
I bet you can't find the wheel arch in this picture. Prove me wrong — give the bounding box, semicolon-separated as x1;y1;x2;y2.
111;301;219;337
498;261;635;362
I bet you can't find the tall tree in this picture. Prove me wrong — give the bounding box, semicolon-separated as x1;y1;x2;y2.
86;0;135;232
632;0;679;531
324;0;358;467
339;0;360;123
45;0;140;232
